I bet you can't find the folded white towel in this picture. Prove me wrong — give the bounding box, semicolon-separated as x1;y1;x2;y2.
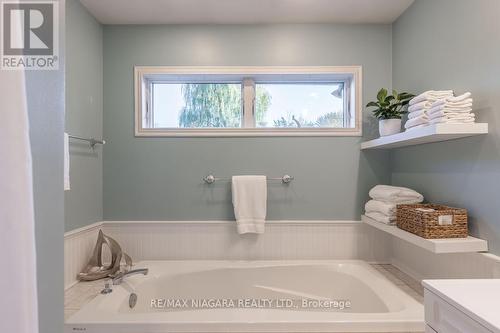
232;176;267;234
408;109;427;120
369;185;424;203
428;105;472;115
64;132;70;191
409;90;454;105
447;100;473;108
448;92;472;103
405;123;429;131
430;94;472;107
408;101;432;113
431;100;473;110
429;111;475;120
430;99;448;108
404;115;428;129
429;117;476;124
365;211;396;225
365;200;398;216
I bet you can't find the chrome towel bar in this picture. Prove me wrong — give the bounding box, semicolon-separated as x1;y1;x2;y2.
203;174;294;184
69;135;105;148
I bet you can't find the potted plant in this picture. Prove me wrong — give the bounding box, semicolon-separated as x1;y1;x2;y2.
366;88;414;137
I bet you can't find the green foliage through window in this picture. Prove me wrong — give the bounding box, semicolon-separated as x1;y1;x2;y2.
179;84;242;128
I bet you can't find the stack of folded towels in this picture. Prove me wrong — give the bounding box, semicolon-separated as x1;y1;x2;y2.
427;92;474;124
365;185;424;225
405;90;454;131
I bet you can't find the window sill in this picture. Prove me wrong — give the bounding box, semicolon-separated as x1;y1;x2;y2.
135;128;362;137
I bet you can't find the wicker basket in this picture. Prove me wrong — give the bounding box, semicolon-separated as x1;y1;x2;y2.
396;204;468;239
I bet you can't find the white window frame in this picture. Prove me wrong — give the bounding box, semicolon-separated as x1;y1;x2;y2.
134;66;362;137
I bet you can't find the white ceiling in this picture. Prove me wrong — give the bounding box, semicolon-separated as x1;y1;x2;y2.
80;0;415;25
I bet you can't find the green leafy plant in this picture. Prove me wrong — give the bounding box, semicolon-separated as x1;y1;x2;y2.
366;88;414;120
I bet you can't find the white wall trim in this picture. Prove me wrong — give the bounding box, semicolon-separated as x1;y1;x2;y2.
103;220;362;226
64;221;104;238
480;252;500;263
64;220;363;235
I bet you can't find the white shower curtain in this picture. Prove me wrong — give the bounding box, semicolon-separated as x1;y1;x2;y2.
0;71;39;332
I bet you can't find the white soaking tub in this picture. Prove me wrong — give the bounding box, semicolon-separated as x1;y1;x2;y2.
65;260;424;332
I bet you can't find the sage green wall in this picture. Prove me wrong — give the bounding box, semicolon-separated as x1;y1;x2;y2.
392;0;500;254
65;0;103;231
27;0;65;331
103;24;392;221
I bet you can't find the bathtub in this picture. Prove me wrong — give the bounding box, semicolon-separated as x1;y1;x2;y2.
65;260;424;332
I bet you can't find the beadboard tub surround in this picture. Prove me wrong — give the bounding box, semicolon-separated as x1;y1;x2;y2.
64;220;392;289
104;220;392;261
64;220;500;291
64;221;105;289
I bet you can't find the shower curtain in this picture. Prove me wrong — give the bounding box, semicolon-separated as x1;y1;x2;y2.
0;70;39;332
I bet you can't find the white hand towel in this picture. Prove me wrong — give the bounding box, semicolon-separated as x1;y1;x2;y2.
232;176;267;234
64;133;70;191
404;115;428;129
365;200;398;216
0;66;39;333
409;90;453;105
365;211;396;225
369;185;424;203
408;109;427;120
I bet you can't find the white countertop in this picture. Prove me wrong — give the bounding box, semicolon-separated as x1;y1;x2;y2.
423;279;500;333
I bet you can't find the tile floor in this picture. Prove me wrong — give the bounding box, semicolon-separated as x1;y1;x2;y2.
64;279;106;320
371;264;424;301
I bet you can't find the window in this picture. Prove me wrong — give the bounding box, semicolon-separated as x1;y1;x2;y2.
135;66;362;136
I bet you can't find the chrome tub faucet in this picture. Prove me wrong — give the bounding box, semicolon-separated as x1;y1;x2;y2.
112;268;149;285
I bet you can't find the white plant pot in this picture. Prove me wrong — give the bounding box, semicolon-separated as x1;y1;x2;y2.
379;119;402;137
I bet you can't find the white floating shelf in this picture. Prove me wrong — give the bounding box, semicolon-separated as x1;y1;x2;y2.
362;215;488;253
361;123;488;150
